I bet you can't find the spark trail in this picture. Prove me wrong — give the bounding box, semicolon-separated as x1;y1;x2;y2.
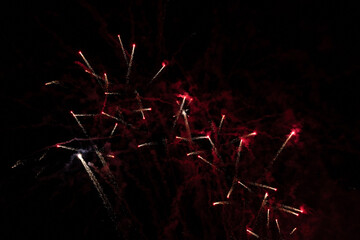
76;154;115;222
126;44;135;84
182;110;192;142
149;62;166;85
117;34;128;65
218;114;225;135
172;96;186;129
268;130;295;168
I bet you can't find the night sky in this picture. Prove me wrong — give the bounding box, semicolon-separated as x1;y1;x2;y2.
1;1;360;239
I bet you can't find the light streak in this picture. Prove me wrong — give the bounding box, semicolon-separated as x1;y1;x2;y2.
275;219;281;234
206;135;221;161
73;113;98;117
133;108;152;112
197;155;213;167
269;130;296;167
218;114;225;135
149;62;166;84
175;136;189;141
137;142;157;148
44;80;60;86
278;207;299;216
235;138;243;176
248;182;277;191
226;183;235;199
290;227;297;235
56;145;79;152
186;151;205;156
182;110;192;142
262;192;269;208
172;96;186;129
70;111;88;137
245;131;257;137
246;229;259;238
110;123;118;137
76;154;115;222
104;92;122;95
212;201;230;206
126;43;135;84
192;135;209;140
267;208;270;228
101;73;109;112
280;204;303;213
236;180;252;192
135;90;147;120
101;111;121;121
78;51;95;73
117;34;128;65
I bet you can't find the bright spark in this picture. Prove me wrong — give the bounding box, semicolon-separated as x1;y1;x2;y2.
248;182;277;191
138;142;157;148
149;62;166;84
172;96;186;129
278;207;299;216
280;204;303;213
117;34;128;65
218;114;225;135
56;145;79;152
236;180;252;192
269;130;296;167
44;80;60;86
246;229;259;238
212;201;230;206
182;110;192;142
186;151;205;156
78;51;95;73
275;219;281;234
76;154;115;222
126;43;135;84
290;227;297;235
110;123;118;137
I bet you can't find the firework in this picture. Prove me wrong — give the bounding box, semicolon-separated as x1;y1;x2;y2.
186;151;205;156
137;142;158;148
280;204;304;213
278;207;299;217
290;227;297;235
182;110;192;142
246;229;259;238
26;34;308;239
126;43;135;84
248;182;278;192
172;96;186;129
56;145;79;152
218;114;225;135
76;154;115;222
236;179;252;192
275;219;281;234
117;34;128;65
268;130;296;168
44;80;60;86
149;62;166;85
110;123;118;137
212;201;230;206
78;51;95;73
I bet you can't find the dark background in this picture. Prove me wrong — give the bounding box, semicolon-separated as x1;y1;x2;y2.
1;0;360;239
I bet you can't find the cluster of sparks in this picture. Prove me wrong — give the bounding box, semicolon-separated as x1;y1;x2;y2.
20;34;307;239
